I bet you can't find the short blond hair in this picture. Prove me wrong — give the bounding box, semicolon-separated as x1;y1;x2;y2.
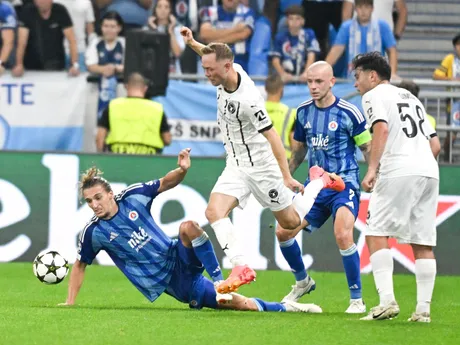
201;43;234;61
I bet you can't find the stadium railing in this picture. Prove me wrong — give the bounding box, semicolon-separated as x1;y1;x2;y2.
84;74;460;163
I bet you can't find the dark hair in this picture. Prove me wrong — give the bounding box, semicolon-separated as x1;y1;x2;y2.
79;167;112;198
285;5;304;18
453;33;460;46
152;0;173;26
352;52;391;81
398;80;420;98
355;0;373;6
101;11;124;28
265;73;284;94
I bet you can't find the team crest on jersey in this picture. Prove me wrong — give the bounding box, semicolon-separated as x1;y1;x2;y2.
115;52;123;61
129;211;139;221
328;121;338;131
227;101;237;114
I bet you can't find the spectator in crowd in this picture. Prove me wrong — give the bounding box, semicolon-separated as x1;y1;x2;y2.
326;0;397;79
86;11;125;119
96;72;172;155
398;80;436;129
433;33;460;161
342;0;407;41
302;0;344;58
0;0;17;74
264;73;296;158
96;0;152;32
173;0;215;74
54;0;96;72
199;0;256;71
12;0;79;77
270;5;319;83
148;0;184;73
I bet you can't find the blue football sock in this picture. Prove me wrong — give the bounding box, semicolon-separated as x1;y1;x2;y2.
279;238;307;281
340;244;362;299
192;233;224;282
252;298;286;312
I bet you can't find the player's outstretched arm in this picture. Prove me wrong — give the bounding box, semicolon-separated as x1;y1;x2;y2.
262;128;304;193
59;259;87;306
180;27;206;57
289;140;307;175
158;148;191;193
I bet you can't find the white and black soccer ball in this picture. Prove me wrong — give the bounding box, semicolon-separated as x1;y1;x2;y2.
33;251;69;284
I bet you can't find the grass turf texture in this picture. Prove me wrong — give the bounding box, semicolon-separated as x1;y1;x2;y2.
1;263;459;345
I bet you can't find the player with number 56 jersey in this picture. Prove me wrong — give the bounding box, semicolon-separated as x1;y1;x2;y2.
353;52;440;323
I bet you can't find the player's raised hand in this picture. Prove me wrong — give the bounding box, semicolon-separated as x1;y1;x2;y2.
284;176;305;194
180;26;194;45
362;169;377;192
178;148;191;171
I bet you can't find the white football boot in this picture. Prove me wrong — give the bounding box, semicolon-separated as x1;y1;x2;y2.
282;300;323;313
408;312;431;323
360;301;400;321
281;276;316;303
345;298;366;314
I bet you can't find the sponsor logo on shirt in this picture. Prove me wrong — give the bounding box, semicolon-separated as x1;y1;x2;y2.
127;227;152;252
311;134;329;149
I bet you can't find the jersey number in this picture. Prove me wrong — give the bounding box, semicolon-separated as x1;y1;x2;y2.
397;103;426;138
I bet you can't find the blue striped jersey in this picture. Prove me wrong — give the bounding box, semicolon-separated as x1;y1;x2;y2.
77;180;177;302
294;97;368;190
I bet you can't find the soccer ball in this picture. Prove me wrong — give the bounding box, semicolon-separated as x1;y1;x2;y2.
33;251;69;284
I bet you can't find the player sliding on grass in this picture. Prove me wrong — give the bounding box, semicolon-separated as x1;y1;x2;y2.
180;26;345;295
59;149;322;314
275;62;371;314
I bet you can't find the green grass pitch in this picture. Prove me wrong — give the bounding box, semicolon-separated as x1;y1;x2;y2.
1;263;459;345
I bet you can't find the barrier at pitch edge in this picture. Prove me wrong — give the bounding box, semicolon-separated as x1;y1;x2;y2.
0;152;459;274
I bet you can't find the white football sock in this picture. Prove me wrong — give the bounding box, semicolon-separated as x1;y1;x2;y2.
415;259;436;315
370;248;396;306
211;218;246;267
292;179;324;221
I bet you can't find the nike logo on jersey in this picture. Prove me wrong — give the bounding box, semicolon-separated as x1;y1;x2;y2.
311;134;329;149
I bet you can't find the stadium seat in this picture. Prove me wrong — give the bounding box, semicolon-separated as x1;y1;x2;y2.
248;16;272;78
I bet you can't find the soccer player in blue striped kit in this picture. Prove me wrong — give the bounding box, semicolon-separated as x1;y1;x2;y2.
60;148;322;314
275;61;372;314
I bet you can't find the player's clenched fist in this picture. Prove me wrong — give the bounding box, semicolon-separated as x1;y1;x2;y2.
180;26;194;45
284;177;305;194
178;148;191;171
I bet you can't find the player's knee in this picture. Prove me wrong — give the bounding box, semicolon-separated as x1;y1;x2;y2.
334;227;353;247
179;220;202;239
277;218;300;231
275;226;296;242
205;205;222;223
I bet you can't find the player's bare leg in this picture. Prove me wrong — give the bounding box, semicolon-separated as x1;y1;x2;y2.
408;244;436;323
216;293;322;313
361;236;400;321
334;207;365;313
275;166;346;231
276;221;317;303
206;193;256;293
